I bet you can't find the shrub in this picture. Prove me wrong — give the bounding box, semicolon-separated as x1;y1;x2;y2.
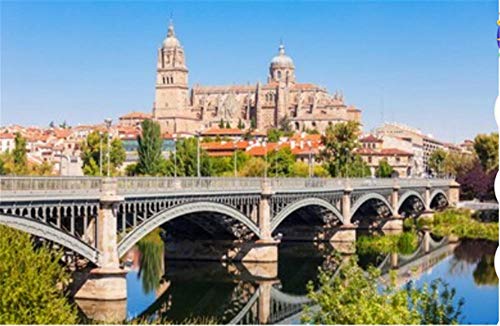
0;225;78;324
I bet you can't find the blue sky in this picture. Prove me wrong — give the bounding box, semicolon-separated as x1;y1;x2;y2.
1;1;497;142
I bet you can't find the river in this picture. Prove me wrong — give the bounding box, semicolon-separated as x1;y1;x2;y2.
111;238;499;324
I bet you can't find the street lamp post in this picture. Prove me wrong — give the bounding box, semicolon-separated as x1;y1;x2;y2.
196;131;201;178
263;138;268;179
308;140;312;178
99;131;103;176
104;118;112;177
233;141;237;177
173;134;177;178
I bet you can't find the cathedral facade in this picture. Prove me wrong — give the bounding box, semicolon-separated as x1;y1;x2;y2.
152;22;362;134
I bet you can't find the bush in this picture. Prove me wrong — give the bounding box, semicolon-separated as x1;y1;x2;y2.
302;256;463;324
0;225;78;324
431;209;498;242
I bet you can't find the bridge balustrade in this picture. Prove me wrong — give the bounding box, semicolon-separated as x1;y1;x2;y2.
0;176;454;197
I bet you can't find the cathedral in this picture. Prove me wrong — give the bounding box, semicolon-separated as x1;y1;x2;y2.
152;21;362;134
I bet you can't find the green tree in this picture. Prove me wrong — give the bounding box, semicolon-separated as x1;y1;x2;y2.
12;132;28;175
136;120;165;176
267;128;283;142
376;159;394;178
320;121;362;177
428;148;447;176
0;225;78;324
302;256;463;325
219;118;225;128
0;157;5;175
279;114;294;136
33;160;54;176
291;161;329;177
442;151;475;177
167;138;211;176
239;157;267;177
225;121;231;129
268;147;296;177
80;131;126;176
237;119;245;129
474;132;498;171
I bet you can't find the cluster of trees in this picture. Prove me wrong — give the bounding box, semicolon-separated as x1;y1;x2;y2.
302;256;464;324
0;133;54;176
428;132;497;201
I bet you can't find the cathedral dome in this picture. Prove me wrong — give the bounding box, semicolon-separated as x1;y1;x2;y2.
270;43;294;68
162;21;181;48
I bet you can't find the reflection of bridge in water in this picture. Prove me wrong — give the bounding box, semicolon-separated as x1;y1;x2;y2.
130;232;455;325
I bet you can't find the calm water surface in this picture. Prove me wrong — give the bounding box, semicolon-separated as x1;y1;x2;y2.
124;240;498;324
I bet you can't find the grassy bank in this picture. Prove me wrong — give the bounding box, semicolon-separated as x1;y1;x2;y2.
417;209;498;242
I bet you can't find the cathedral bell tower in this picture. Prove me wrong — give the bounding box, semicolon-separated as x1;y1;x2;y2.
153;20;189;120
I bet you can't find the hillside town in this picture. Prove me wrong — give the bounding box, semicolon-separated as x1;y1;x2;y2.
0;113;473;177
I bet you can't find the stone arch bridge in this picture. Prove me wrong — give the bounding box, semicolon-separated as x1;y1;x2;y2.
0;176;458;301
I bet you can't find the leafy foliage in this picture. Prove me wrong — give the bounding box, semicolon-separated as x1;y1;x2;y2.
302;256;463;324
291;161;329;177
268;147;296;177
428;148;447;176
456;162;496;201
0;225;78;324
474;132;498;171
80;130;125;176
238;157;267;177
135;120;165;176
375;159;394;178
431;209;498;242
137;229;164;295
356;232;418;255
320;121;369;177
166;137;211;176
266;128;283;142
0;134;55;176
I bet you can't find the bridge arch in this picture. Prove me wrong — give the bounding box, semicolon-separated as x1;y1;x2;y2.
0;213;99;265
271;197;344;233
117;201;261;258
397;190;425;213
350;193;395;220
430;189;449;209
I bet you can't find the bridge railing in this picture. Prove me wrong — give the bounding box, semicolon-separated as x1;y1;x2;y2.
116;177;263;194
0;176;102;196
0;176;453;197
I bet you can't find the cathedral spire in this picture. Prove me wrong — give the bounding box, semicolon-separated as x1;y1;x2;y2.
279;39;285;56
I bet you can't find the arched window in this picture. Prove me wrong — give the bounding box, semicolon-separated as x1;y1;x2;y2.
171;77;174;84
295;122;300;130
162;76;166;84
277;71;282;79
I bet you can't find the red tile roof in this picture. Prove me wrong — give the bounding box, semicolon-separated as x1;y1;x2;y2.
359;134;382;143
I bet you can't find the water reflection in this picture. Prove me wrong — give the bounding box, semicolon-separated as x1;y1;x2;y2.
117;238;498;324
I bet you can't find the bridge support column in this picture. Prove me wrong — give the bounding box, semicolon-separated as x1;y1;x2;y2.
342;187;352;224
75;178;127;308
257;280;276;324
243;180;279;263
424;182;432;212
447;180;460;207
423;226;431;254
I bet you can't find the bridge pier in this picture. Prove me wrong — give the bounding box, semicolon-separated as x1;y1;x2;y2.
75;178;127;310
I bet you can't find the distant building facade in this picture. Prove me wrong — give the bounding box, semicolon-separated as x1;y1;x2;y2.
152;21;362;135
